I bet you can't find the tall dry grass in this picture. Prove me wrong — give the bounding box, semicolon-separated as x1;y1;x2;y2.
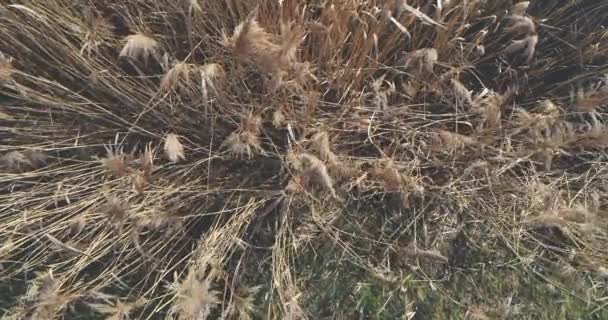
1;0;607;318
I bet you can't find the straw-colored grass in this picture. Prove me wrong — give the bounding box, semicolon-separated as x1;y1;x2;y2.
1;0;608;319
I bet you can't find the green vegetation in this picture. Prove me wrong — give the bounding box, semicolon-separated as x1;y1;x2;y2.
1;0;607;319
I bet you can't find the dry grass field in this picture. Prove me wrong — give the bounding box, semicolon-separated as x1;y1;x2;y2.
1;0;608;319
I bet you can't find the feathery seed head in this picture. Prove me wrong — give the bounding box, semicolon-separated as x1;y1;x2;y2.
435;130;477;150
119;34;160;65
68;216;86;236
199;63;223;83
102;146;129;177
88;294;146;320
472;90;505;129
511;2;530;16
164;133;186;163
225;13;306;89
507;15;536;36
1;151;32;172
141;144;155;178
575;87;608;112
379;160;403;193
188;0;202;14
297;153;338;199
272;109;286;128
225;285;259;320
222;113;264;158
451;79;473;105
103;196;129;225
173;273;220;320
311;131;338;166
505;34;538;63
222;131;262;159
404;48;438;74
26;150;48;168
243;113;262;135
0;51;14;80
160;62;193;92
